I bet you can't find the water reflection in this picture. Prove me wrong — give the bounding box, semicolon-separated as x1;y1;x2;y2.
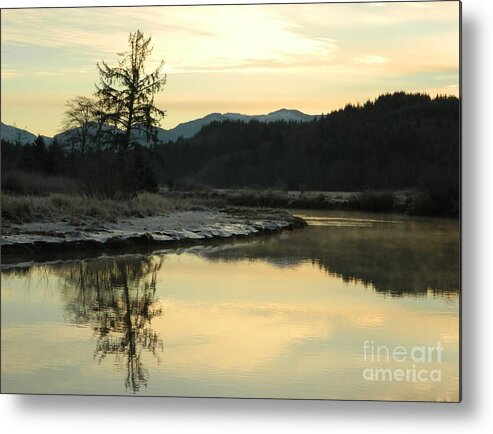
190;212;460;296
1;211;460;399
54;256;164;393
2;212;460;297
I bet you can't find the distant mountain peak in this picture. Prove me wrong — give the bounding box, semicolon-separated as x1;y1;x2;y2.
1;122;53;145
269;108;299;113
152;109;315;144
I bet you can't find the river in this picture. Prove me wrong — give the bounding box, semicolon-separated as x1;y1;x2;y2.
1;210;460;401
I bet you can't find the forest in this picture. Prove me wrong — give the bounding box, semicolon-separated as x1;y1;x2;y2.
154;92;459;196
1;92;460;216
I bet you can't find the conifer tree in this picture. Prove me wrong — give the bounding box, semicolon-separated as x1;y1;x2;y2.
95;30;166;149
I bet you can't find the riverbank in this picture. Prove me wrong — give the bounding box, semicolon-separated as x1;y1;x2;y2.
1;203;306;259
161;188;458;216
0;186;456;260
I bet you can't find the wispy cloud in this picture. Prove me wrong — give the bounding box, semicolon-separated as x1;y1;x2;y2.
350;55;390;66
33;69;89;77
1;69;18;79
2;6;340;75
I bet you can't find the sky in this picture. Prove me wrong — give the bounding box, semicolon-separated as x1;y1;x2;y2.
1;1;460;137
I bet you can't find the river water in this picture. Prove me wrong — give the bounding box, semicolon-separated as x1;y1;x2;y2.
1;210;460;401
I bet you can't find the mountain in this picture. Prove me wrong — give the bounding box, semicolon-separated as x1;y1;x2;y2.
0;122;52;145
225;108;315;123
1;108;315;148
154;113;227;143
1;122;37;144
153;109;315;143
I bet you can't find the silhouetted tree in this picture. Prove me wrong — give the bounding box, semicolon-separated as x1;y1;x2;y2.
95;30;167;150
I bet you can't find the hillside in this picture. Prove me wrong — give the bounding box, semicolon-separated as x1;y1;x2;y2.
1;92;460;215
154;92;459;211
153;109;315;143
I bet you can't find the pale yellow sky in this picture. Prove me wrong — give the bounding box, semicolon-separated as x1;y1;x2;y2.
1;2;460;137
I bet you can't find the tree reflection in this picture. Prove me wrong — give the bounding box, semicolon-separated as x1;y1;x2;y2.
55;255;164;393
192;217;460;296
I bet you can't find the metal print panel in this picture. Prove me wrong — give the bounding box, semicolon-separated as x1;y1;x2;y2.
0;1;461;401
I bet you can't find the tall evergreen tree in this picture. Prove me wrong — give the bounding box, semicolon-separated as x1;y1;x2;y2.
95;30;167;149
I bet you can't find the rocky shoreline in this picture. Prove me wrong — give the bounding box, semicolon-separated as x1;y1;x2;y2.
1;208;306;261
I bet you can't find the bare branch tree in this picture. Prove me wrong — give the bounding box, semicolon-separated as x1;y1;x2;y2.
62;96;96;154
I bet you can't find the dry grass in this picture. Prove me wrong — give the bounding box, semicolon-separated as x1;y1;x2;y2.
1;192;181;224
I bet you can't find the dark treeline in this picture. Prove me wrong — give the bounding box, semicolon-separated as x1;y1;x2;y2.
155;92;459;214
1;135;158;198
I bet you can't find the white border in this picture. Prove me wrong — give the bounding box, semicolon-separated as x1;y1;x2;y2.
1;0;492;433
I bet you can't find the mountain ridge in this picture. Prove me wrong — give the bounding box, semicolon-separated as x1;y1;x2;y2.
1;108;316;147
0;122;53;145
